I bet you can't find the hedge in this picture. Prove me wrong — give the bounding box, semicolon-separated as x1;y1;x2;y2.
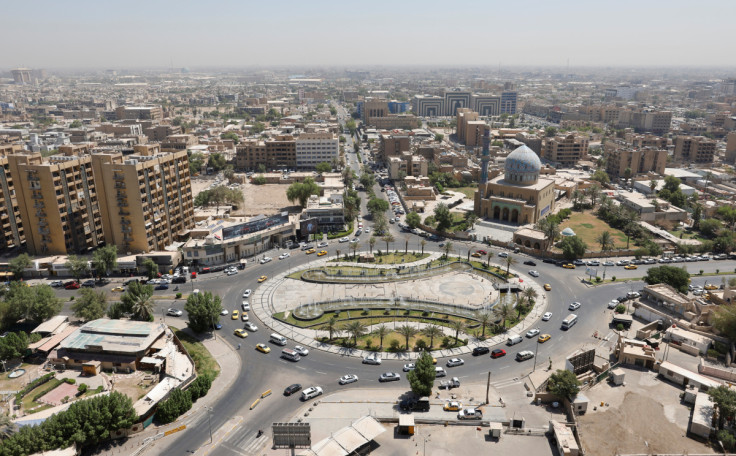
15;372;55;402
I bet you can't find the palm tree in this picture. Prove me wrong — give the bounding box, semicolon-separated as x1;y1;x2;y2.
420;239;427;255
496;302;514;330
369;237;376;254
122;281;155;321
588;184;601;208
504;255;516;278
404;236;410;254
443;242;453;261
373;324;390;348
596;230;615;257
396;324;418;350
572;189;584;209
382;234;394;252
320;316;340;341
421;324;443;348
523;286;538;306
649;179;658;193
475;310;493;338
131;295;154;321
449;319;466;345
542;221;560;251
344;321;367;347
486;251;494;267
336;249;341;260
349;241;360;259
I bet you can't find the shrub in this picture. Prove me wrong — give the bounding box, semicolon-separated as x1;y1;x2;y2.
707;348;720;359
415;339;427;351
365;339;372;348
15;372;55;402
383;310;390;315
716;269;720;274
441;336;451;348
718;429;736;451
176;292;183;299
389;339;401;351
611;276;616;281
700;270;704;275
616;323;624;331
69;296;74;301
78;383;88;394
595;276;602;283
615;304;626;314
422;311;429;317
64;378;76;385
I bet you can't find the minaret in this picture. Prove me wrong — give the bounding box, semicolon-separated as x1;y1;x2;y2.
480;126;490;184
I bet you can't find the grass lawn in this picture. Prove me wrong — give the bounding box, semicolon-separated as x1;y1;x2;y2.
456;186;477;199
173;329;220;379
276;308;476;329
329;252;429;264
668;228;706;241
559;211;629;250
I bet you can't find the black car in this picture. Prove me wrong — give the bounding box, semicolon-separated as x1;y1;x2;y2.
472;346;490;356
523;260;537;266
81;280;96;288
155;283;169;290
172;276;186;284
555;260;565;266
284;384;302;396
123;278;140;286
96;278;111;285
399;399;430;412
542;258;556;264
617;296;629;302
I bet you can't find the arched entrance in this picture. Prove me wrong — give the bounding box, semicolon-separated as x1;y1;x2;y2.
534;242;541;250
524;240;531;247
511;209;519;224
493;206;501;220
502;207;509;221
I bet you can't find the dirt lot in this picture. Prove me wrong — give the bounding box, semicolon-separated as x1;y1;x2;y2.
238;181;295;216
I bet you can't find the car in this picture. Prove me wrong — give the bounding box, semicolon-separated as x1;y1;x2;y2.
232;310;240;320
498;252;508;258
339;374;358;385
587;260;600;266
339;237;350;243
317;250;327;256
220;309;229;316
543;283;552;291
543;258;556;264
516;350;534;361
528;270;539;277
379;372;400;382
305;248;316;254
526;328;540;338
627;291;641;299
241;313;249;321
476;249;487;255
471;252;482;258
244;322;258;332
317;242;329;248
472;346;490;356
155;283;169;290
279;253;291;260
294;345;309;356
82;280;96;288
241;302;250;311
523;260;537;266
260;257;272;264
538;334;551;343
166;308;183;317
65;281;80;289
258;276;268;283
283;384;302;396
363;353;382;365
243;289;252;298
50;280;64;287
233;329;248;338
616;260;630;266
111;286;125;292
491;349;506;359
608;299;619;309
617;295;629;303
226;269;237;276
214;323;222;330
562;263;575;269
443;401;462;411
573;259;585;266
301;386;323;400
542;312;553;321
255;343;270;353
457;408;483;420
403;363;415;372
446;358;464;367
569;302;581;310
624;264;638;270
602;261;615;267
705;284;719;290
364;228;371;233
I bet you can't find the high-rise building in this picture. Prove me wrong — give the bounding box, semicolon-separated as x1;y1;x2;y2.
726;132;736;164
443;90;472;116
541;134;589;167
411;95;444;117
456;108;488;147
91;145;194;254
378;134;410;163
632;110;672;135
673;136;717;164
0;145;24;251
296;132;339;170
500;91;518;114
361;99;389;123
11;68;32;84
472;94;501;116
604;144;667;179
115;106;163;122
235;135;296;171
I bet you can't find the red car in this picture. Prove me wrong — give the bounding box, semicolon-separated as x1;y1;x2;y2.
64;281;80;290
476;249;487;255
491;349;506;359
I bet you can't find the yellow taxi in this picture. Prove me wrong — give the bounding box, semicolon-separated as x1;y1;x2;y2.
255;343;271;353
317;250;327;256
471;252;482;258
432;358;437;365
624;264;638;270
562;263;575;269
704;284;719;291
258;275;268;283
543;284;552;291
111;286;125;292
231;310;239;320
443;401;462;411
305;248;316;254
538;334;551;343
233;329;248;338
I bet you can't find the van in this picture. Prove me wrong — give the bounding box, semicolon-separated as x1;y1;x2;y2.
506;333;523;345
281;348;301;362
561;314;578;330
516;350;534;361
270;333;287;346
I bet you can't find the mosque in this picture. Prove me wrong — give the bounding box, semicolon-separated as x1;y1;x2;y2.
474;144;556;225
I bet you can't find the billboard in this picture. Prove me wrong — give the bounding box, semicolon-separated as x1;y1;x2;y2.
300;218;319;236
221;212;289;241
565;348;595;375
273;422;311;449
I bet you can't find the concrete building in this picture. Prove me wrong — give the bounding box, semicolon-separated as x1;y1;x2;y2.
115;106;163;122
475;145;556;225
296;132;339;170
542;134;589;168
361;99;389;123
9;151;103;255
444;90;472;116
617;193;688;223
235;135;296;171
604;143;667;179
304;194;345;231
368;115;420;130
411;95;444;117
0;145;24;251
91;145;195;254
11;68;32;84
673;136;717;164
456;109;488;147
388;153;428;180
472;94;500;116
378;134;410;163
160;134;198;152
726;132;736;164
631;110;672;135
500;91;518;114
549;421;580;456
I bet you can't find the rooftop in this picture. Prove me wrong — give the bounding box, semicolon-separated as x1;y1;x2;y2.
59;319;166;354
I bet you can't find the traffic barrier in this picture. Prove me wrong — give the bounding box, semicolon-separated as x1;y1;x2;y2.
261;389;272;398
250;398;260;410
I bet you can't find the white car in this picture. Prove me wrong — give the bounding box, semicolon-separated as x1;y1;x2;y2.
339;374;358;385
220;309;229;316
260;257;272;264
242;289;252;298
241;313;249;321
166;308;183;317
226;269;237;276
457;408;483;420
317;242;328;248
362;353;382;365
339;237;350;243
279;253;291;260
301;386;323;401
602;261;615;267
526;328;540;338
608;299;619;309
244;322;258;332
403;363;416;372
294;345;309;356
528;270;539;277
241;301;250;311
364;228;371;233
446;358;464;367
569;302;581;311
542;312;553;321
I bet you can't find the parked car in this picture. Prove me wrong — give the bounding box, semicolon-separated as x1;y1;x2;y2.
82;280;96;288
64;281;80;290
166;308;183;317
443;401;462;411
50;280;64;287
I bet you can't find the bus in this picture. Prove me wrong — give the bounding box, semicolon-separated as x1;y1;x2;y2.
561;314;578;330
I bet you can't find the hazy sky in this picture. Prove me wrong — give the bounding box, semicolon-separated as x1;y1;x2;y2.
3;0;734;69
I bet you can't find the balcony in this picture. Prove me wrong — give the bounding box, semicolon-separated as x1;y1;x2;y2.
121;227;132;233
118;210;130;216
117;199;128;207
34;202;45;209
36;210;46;218
114;182;126;189
31;193;43;200
113;174;124;180
38;228;50;235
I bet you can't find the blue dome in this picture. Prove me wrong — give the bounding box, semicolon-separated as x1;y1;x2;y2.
504;145;541;185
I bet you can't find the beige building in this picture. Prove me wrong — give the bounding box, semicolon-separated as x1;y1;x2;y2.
378;134;410;163
475;145;555;225
542;134;589;168
160;134;198;152
0;145;24;251
388;153;429;180
673;136;717;164
604;143;667;179
368;115;420;130
115;106;163;122
724;132;736;164
91;145;195;254
235;135;296;171
295;132;339;170
456;108;488;147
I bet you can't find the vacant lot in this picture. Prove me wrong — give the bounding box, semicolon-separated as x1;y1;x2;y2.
240;181;295;216
559;211;629;250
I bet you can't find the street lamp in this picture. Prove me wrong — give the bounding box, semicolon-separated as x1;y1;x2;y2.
207;406;213;443
532;337;540;372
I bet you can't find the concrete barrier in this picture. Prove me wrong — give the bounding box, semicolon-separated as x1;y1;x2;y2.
261;389;272;398
250;398;260;410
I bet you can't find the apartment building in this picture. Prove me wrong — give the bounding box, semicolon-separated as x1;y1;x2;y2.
296;132;339;170
541;134;589;167
604;144;667;179
388;152;429;180
9;151;103;255
160;134;197;152
472;94;500;116
361;99;389;123
456;108;488;147
500;91;518;114
627;133;668;149
0;145;24;251
91;145;194;254
632;110;672;135
725;132;736;164
673;136;717;164
235;135;296;171
115;106;163;122
378;134;410;163
304;194;345;231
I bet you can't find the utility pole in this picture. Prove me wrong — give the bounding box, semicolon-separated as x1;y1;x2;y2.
486;371;491;404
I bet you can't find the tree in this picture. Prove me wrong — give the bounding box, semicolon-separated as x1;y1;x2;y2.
185;291;223;333
66;255;90;281
188;152;205;175
382;234;394;252
595;230;615;256
496;302;513;329
449;319;466;345
464;211;478;230
142;258;159;280
321;316;340;341
558;235;587;260
92;244;118;278
373;213;388;236
407;351;435;397
590;169;610;185
369;237;376;253
475;311;493;338
343;321;367;346
120;281;155;321
442;241;453;261
717;206;736;230
420;239;427;255
692;204;703;230
544;126;558;137
663;175;681;193
540;219;560;250
406;211;422;229
504;255;517;278
486;251;494;267
156;387;192;424
523;286;538;309
434;203;453;232
220;131;240;144
547;369;581;399
72;289;108;322
315;162;332;173
28;285;63;323
421;324;443;348
286;177;321;208
700;218;722;238
623;167;632;184
349;241;360;258
649;179;658;193
434;133;444;142
713;303;736;344
69;120;82;128
708;385;736;430
396;324;418;350
8;253;32;280
373;324;390;348
587;184;601;207
367;197;389;216
359;172;375;190
643;266;690;293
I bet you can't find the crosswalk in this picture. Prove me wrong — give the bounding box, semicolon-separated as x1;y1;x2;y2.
222;430;269;455
491;378;522;389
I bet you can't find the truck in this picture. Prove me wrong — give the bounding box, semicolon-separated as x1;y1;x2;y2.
440;377;461;389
